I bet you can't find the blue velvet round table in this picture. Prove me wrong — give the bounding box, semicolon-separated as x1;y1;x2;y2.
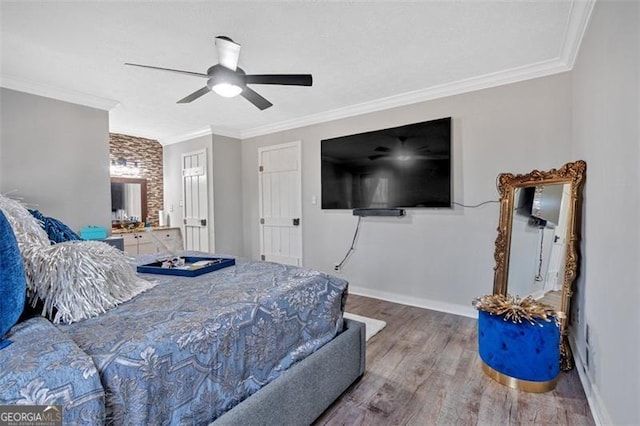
478;310;560;392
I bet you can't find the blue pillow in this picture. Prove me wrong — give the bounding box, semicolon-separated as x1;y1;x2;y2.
0;209;27;349
29;209;82;244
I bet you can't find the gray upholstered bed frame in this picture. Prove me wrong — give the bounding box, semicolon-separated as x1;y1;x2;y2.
213;318;366;426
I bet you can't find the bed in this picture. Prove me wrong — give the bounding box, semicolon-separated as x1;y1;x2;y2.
62;255;355;424
0;254;365;425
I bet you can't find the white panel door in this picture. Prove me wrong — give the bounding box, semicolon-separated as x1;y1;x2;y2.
543;183;572;292
182;149;210;252
259;141;302;266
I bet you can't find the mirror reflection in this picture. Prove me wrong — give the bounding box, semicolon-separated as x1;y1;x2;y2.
492;160;586;371
507;183;571;310
110;177;147;228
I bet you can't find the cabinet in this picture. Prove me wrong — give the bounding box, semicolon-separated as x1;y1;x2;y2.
120;228;183;255
102;236;125;251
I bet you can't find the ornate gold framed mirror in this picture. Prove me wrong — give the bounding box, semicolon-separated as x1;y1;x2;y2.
492;160;586;370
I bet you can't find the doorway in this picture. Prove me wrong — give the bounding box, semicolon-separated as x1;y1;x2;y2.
258;141;303;266
182;149;210;252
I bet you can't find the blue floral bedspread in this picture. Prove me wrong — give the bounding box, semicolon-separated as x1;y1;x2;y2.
58;257;348;425
0;317;105;425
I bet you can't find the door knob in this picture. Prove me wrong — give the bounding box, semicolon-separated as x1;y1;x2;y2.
293;218;300;226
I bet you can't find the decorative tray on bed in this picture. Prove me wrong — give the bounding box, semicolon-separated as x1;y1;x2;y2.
137;256;235;277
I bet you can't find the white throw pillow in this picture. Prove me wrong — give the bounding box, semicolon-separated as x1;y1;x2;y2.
0;194;49;248
23;240;156;324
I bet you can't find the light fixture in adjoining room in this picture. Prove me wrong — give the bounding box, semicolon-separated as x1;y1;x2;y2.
110;157;140;176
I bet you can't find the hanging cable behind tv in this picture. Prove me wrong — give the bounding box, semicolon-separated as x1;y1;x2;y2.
333;198;498;273
334;216;362;271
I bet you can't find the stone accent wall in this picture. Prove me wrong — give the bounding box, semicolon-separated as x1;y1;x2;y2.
109;133;163;226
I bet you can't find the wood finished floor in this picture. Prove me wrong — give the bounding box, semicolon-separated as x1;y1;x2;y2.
315;294;594;426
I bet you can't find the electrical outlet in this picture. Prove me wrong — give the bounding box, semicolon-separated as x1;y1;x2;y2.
584;323;596;384
585;324;590;345
586;345;596;384
585;347;589;369
333;264;341;272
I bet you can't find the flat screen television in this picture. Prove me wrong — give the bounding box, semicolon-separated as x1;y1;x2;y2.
515;184;563;227
111;182;124;212
321;117;451;209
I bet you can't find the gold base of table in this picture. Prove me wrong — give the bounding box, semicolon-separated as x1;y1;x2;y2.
481;361;559;393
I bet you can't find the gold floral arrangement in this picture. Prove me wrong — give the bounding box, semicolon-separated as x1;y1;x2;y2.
473;294;557;326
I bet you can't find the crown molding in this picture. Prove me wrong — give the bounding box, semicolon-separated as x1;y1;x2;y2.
559;0;596;69
107;127;162;142
161;126;213;146
0;74;119;111
161;124;242;145
39;0;594;144
169;56;572;143
209;125;242;140
233;1;595;140
239;57;571;139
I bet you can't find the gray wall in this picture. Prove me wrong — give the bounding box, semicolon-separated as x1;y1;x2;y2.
211;134;243;256
242;73;572;317
571;1;640;424
163;133;243;255
0;88;110;232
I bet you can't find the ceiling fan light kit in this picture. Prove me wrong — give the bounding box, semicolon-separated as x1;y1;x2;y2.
125;36;312;110
206;65;244;98
212;83;242;98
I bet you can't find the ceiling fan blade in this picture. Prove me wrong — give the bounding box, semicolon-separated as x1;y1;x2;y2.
241;87;273;110
374;146;391;153
177;86;211;103
368;154;389;161
125;63;208;78
244;74;312;86
215;36;241;71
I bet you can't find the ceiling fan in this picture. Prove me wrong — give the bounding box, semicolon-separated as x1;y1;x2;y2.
368;136;448;162
125;36;312;110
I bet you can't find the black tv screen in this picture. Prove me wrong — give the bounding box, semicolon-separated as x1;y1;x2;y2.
111;182;124;212
321;117;451;209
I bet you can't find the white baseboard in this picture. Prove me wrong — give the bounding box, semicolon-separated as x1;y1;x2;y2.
531;289;546;300
569;336;612;425
348;285;477;319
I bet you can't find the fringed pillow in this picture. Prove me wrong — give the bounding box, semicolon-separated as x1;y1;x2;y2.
0;194;50;249
23;241;157;324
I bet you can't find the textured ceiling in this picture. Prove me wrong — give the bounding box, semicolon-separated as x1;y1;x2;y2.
0;1;592;143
